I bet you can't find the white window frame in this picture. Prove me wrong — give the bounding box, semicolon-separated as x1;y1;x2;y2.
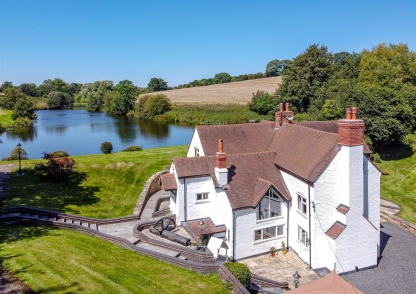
195;192;209;202
298;226;308;246
257;189;282;221
194;147;200;157
253;225;285;243
297;194;307;215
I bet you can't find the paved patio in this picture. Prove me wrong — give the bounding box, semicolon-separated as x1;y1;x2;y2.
240;251;319;289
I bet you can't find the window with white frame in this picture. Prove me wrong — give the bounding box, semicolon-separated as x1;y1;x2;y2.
194;147;200;157
257;189;282;220
254;225;284;241
196;192;209;202
297;194;307;215
298;226;308;246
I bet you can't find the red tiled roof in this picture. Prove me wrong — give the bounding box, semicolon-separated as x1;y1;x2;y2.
196;122;275;156
160;173;177;191
296;120;371;154
173;151;291;210
269;124;340;183
186;218;226;237
336;204;350;215
326;222;346;239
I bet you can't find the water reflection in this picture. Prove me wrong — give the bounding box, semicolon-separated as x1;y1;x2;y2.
0;110;194;158
4;127;37;142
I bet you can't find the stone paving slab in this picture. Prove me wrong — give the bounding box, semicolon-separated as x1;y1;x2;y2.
240;251;319;289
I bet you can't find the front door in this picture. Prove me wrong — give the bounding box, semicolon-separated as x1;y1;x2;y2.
298;226;309;261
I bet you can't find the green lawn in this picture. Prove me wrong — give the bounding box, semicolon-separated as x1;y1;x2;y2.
4;145;187;218
0;225;229;294
0;109;13;126
377;134;416;224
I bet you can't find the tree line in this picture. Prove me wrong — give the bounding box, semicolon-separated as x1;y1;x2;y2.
249;43;416;153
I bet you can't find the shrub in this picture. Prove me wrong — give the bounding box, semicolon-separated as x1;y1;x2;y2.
35;152;76;182
121;145;143;152
51;150;70;157
136;94;172;119
370;153;381;163
2;147;29;161
11;98;36;120
100;141;113;154
12;117;33;128
224;262;251;290
248;90;279;115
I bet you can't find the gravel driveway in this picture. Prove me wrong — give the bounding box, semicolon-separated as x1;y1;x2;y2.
343;222;416;294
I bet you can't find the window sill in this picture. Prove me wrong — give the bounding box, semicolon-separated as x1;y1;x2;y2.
253;235;285;245
296;209;307;219
256;216;284;224
195;200;210;204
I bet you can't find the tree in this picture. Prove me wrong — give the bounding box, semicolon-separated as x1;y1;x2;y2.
86;92;104;111
100;141;113;154
35;152;76;182
12;98;36;120
276;44;334;112
109;83;139;115
213;72;231;84
0;87;25;109
359;43;416;87
2;147;28;161
265;59;292;77
19;83;37;97
148;78;168;91
47;91;66;109
68;83;82;96
136;94;172;119
0;82;13;92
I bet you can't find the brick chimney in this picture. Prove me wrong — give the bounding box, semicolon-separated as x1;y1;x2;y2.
275;103;294;128
215;139;228;186
337;107;364;146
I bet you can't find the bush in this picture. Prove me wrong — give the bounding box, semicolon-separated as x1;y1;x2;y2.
51;150;70;157
2;147;29;161
121;145;143;152
136;94;172;119
224;262;251;290
370;153;381;163
248;90;279;115
100;141;113;154
35;152;76;182
11;98;36;120
12;117;33;128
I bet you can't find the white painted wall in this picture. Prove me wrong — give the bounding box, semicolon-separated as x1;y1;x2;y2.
281;171;312;263
367;158;381;247
234;202;288;260
186;129;205;157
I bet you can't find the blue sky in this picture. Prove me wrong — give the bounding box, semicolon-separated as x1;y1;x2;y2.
1;0;415;87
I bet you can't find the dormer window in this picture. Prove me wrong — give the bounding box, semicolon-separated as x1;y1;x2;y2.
257;189;281;220
194;147;200;157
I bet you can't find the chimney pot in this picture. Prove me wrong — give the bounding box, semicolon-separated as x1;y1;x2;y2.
285;103;290;112
351;107;357;119
280;103;284;112
218;139;223;153
346;107;352;120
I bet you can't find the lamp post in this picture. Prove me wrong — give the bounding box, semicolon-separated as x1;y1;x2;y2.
293;271;301;288
17;142;22;176
199;219;205;252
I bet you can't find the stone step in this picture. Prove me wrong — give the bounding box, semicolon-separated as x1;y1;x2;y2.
73;221;81;226
128;237;140;245
81;222;90;228
177;255;187;260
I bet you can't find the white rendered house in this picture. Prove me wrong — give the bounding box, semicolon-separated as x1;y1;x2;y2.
160;104;381;273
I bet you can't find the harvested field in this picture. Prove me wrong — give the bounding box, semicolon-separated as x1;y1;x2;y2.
140;76;282;104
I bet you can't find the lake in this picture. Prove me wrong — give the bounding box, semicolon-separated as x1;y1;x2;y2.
0;110;194;159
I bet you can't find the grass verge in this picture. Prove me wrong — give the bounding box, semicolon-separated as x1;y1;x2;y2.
153;104;271;124
377;134;416;224
3;145;187;218
0;224;229;294
0;109;13;126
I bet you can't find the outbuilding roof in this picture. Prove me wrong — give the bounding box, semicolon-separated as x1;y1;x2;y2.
160;173;177;191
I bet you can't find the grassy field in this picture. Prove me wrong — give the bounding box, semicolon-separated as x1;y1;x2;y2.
377;134;416;224
154;104;271;124
3;145;188;218
0;109;13;126
0;224;229;294
141;76;282;104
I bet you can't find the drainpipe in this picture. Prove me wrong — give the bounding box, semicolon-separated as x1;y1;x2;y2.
286;201;290;250
308;184;312;269
184;179;187;222
233;211;236;261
